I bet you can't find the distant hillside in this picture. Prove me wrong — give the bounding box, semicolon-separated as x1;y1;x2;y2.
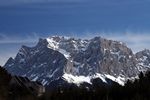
0;66;45;100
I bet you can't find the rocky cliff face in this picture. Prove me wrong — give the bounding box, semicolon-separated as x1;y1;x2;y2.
136;49;150;72
65;37;138;77
4;36;150;86
5;38;67;85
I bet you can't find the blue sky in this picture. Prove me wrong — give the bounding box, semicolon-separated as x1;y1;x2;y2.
0;0;150;65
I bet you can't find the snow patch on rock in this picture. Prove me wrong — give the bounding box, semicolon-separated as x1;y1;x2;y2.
62;73;126;86
62;73;92;86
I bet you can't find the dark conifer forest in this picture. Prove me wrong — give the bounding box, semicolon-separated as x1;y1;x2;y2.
0;66;150;100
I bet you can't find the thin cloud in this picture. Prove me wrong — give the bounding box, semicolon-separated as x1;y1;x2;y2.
1;32;150;52
1;0;145;7
0;32;39;43
0;35;4;40
0;0;86;6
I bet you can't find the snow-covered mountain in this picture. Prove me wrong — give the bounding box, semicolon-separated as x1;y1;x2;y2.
4;36;150;86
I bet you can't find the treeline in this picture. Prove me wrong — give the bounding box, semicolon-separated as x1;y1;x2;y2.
41;71;150;100
0;67;38;100
1;65;150;100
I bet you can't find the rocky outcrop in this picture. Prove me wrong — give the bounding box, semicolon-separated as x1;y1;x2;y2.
136;49;150;72
67;37;138;77
5;38;67;85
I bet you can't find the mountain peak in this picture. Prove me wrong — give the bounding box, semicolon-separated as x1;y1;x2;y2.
141;49;150;55
4;36;150;86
